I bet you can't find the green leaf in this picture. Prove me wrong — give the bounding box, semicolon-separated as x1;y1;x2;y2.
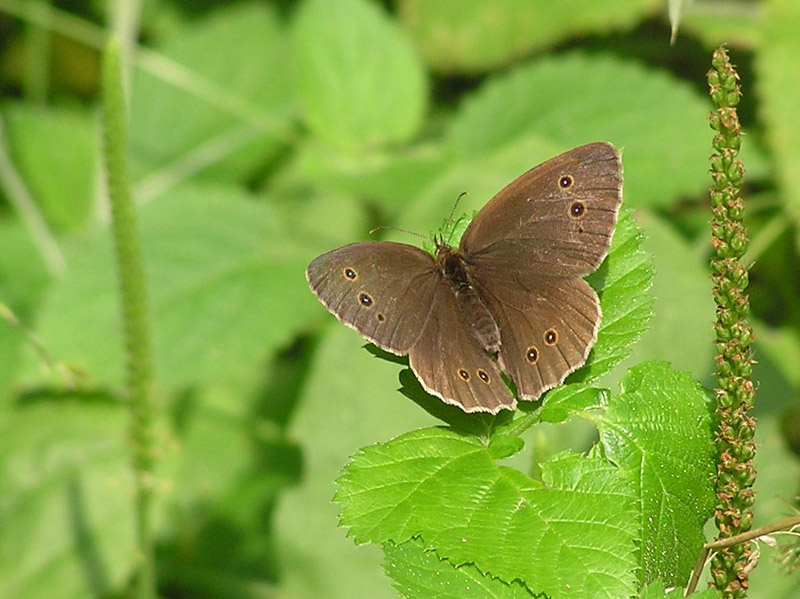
2;102;96;232
539;385;605;424
28;185;318;391
383;537;536;599
580;206;654;381
447;53;711;208
757;0;800;236
129;3;292;187
487;434;524;459
337;428;639;599
594;362;715;586
0;396;134;599
398;0;660;73
292;0;427;152
275;141;448;216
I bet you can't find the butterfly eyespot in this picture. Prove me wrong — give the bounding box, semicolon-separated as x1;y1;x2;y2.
458;369;470;381
526;346;539;364
559;175;574;189
477;369;490;384
344;267;358;280
569;201;585;218
544;329;558;346
376;313;385;322
358;292;373;307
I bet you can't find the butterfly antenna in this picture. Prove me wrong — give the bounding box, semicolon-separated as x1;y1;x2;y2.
369;225;428;240
448;191;469;224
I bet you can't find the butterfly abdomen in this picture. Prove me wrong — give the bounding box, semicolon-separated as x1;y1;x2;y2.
438;247;502;356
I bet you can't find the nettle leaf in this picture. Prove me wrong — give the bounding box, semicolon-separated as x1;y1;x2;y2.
383;537;535;599
292;0;427;152
398;0;659;73
337;428;639;599
593;362;716;586
578;205;654;382
27;185;318;391
447;53;710;208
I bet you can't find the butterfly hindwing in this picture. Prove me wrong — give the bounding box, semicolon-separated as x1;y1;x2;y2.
408;286;516;413
475;275;600;400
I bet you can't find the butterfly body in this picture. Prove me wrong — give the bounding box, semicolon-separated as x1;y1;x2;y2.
306;142;622;413
437;243;502;356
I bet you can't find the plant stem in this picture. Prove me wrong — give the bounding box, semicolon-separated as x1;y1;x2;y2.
707;46;757;599
686;515;800;595
101;38;157;599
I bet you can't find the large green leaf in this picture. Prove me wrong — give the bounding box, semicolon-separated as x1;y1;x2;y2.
581;206;654;381
337;429;639;599
291;0;427;152
398;0;660;73
447;53;711;208
129;3;292;189
28;185;318;391
595;362;715;585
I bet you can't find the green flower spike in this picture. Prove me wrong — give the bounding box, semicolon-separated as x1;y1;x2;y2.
707;46;758;599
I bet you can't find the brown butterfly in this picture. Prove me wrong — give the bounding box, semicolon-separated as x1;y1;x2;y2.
306;142;622;413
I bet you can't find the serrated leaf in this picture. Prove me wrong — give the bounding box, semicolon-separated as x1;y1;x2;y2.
337;428;639;599
757;0;800;236
0;397;134;599
383;537;536;599
129;3;291;187
398;0;660;73
28;185;318;391
2;103;96;232
447;53;711;208
595;362;715;585
292;0;427;152
580;206;654;381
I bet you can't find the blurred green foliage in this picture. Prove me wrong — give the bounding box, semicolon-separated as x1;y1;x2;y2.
0;1;798;598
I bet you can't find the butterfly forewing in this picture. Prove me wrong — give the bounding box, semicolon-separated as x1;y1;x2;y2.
460;142;622;277
306;242;439;355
